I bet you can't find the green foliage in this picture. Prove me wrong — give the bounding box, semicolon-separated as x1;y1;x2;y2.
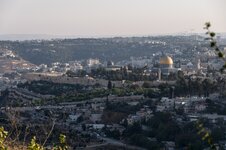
209;32;216;37
28;137;43;150
196;121;216;150
18;80;84;96
106;102;140;115
204;22;226;72
0;127;8;150
210;41;216;47
53;134;68;150
54;88;109;103
123;113;207;149
205;22;211;28
218;52;223;58
103;128;121;140
205;99;226;115
145;112;181;141
89;67;157;81
0;126;69;150
129;134;162;149
123;123;142;137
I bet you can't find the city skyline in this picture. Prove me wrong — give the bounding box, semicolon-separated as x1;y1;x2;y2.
0;0;226;37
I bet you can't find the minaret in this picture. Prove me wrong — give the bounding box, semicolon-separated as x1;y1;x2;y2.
196;59;201;71
158;68;161;81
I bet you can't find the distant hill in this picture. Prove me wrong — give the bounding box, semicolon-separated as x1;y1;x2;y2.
0;34;74;41
0;35;210;65
0;49;35;73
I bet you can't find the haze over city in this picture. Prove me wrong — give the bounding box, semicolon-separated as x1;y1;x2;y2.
0;0;226;37
1;0;226;149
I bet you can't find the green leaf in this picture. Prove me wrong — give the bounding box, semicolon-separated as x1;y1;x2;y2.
209;32;215;37
223;64;226;68
205;22;211;28
218;52;223;58
215;47;220;51
210;41;216;47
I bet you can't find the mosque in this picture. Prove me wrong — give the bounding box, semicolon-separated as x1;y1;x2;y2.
152;55;179;80
159;55;174;75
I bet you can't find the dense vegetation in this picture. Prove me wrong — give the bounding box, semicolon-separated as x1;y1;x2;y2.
67;67;159;81
104;111;226;149
18;81;85;96
9;74;220;106
0;126;68;150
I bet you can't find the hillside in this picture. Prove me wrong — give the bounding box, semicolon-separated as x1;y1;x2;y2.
0;35;208;65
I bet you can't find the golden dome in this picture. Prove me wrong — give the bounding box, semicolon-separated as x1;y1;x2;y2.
159;56;173;65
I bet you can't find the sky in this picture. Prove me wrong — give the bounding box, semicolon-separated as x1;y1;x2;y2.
0;0;225;37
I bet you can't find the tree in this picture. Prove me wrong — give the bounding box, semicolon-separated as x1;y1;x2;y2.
211;127;225;142
202;78;212;97
107;80;112;90
142;82;151;88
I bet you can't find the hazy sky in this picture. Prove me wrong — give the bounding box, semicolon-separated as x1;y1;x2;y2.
0;0;225;37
